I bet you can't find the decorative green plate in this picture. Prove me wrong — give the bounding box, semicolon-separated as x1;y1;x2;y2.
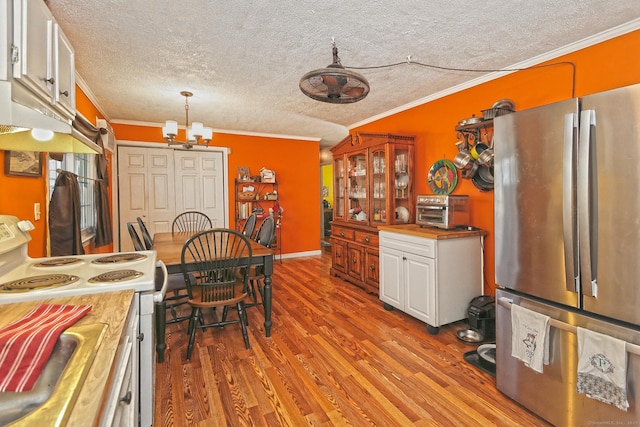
427;159;458;195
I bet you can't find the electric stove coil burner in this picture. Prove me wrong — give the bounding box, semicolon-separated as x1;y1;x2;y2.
33;258;83;267
88;270;143;283
92;253;147;264
0;274;80;292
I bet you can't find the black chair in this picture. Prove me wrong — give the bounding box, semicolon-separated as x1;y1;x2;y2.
245;216;275;308
127;222;145;251
129;219;190;327
164;211;212;323
255;216;276;248
240;213;258;239
160;277;192;326
181;229;253;360
137;217;153;250
172;211;212;232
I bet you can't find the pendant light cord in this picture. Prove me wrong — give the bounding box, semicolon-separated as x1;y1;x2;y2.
344;57;576;98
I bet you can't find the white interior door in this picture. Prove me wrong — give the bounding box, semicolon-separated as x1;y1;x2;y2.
118;145;228;251
174;150;225;227
118;146;175;251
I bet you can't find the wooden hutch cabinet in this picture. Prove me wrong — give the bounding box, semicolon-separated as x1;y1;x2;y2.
330;132;416;294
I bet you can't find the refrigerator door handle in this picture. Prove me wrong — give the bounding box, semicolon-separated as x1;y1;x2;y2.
563;113;579;293
578;109;598;298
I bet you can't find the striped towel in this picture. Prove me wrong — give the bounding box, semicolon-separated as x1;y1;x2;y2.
0;304;92;392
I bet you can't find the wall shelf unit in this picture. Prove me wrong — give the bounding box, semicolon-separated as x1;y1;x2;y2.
234;179;282;261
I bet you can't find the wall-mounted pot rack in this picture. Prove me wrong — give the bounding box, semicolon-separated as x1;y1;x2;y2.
453;102;516;192
455;120;493;148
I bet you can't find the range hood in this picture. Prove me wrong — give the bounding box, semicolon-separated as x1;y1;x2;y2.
0;83;102;154
0;127;102;154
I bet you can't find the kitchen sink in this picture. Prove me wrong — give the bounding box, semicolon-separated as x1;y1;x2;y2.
0;323;107;427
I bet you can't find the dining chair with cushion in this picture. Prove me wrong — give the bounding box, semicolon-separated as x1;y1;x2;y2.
240;213;258;239
245;215;275;308
181;229;254;360
127;222;145;251
137;217;154;250
172;211;212;232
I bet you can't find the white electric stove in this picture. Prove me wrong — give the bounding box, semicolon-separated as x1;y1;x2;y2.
0;214;166;427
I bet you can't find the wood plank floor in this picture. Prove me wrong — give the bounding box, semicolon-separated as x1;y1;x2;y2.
154;250;551;426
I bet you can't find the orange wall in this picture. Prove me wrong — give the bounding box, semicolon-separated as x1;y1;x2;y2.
0;157;49;256
351;29;640;295
2;30;637;264
111;123;321;255
0;86;113;256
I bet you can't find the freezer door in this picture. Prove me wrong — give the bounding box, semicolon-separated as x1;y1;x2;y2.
494;98;579;307
496;289;640;427
579;83;640;325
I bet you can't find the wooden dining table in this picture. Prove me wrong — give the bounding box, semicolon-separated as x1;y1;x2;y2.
152;231;274;362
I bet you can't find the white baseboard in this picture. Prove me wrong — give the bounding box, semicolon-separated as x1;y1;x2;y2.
278;250;322;259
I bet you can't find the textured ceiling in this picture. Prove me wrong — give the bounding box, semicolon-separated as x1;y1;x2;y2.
47;1;640;147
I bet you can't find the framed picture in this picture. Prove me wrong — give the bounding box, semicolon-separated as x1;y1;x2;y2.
4;151;43;177
237;166;251;181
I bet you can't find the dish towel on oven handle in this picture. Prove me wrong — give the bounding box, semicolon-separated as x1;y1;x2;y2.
510;303;551;373
0;304;92;392
576;327;629;412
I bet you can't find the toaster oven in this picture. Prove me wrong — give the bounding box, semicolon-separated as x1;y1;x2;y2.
416;194;470;229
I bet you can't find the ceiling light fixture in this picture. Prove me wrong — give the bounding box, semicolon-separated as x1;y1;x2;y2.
162;91;212;148
299;40;370;104
31;128;55;141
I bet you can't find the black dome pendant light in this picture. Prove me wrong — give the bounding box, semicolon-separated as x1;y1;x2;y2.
299;41;370;104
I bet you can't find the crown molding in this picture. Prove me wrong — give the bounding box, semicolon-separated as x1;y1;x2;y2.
349;18;640;130
109;119;321;142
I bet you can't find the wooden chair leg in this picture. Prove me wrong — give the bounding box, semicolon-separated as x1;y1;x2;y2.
155;301;167;363
186;307;200;360
237;301;250;349
249;279;259;303
246;278;264;307
255;278;264;302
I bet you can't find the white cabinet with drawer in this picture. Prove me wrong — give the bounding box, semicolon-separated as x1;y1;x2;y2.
100;295;139;427
8;0;76;121
379;230;483;333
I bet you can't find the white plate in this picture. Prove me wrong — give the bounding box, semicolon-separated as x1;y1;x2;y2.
395;173;409;190
395;206;410;223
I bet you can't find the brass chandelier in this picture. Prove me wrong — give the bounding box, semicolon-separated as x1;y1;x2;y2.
162;91;213;148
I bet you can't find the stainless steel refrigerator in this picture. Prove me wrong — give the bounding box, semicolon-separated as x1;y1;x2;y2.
494;83;640;426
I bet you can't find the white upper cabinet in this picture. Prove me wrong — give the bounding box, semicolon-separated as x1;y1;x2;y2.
12;0;52;100
10;0;76;121
53;24;75;117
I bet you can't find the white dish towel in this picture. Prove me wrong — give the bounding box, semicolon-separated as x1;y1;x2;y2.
576;327;629;412
510;303;551;373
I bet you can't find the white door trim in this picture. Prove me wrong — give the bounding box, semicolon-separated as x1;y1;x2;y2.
113;140;229;251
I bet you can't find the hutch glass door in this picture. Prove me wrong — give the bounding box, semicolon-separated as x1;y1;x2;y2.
394;148;411;223
334;156;345;220
347;151;368;223
371;148;386;224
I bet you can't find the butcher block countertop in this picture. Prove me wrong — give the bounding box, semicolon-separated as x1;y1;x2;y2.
0;290;134;427
377;224;488;239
